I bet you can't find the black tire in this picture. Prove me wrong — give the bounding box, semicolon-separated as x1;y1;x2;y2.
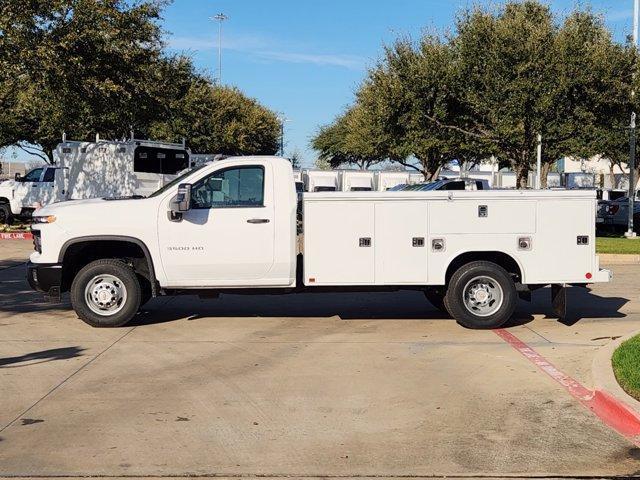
70;259;141;328
0;203;12;225
444;261;517;329
424;288;449;315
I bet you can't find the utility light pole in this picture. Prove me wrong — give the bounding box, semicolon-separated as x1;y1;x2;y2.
626;0;639;238
212;13;228;84
277;114;291;156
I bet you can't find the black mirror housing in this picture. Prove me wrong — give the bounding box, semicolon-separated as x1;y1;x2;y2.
176;183;192;211
14;173;21;181
169;183;192;221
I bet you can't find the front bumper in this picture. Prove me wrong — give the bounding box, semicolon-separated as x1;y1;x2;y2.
27;261;63;301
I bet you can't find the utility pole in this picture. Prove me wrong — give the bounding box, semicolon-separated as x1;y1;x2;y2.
212;13;228;84
626;0;639;238
536;134;542;189
277;114;291;156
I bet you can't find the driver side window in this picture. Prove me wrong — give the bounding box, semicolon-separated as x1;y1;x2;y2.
23;168;43;182
191;166;265;209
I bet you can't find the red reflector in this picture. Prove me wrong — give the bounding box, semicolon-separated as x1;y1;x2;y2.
585;272;593;280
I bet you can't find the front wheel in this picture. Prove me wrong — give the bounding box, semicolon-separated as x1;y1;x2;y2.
70;259;141;327
444;261;517;329
0;203;13;225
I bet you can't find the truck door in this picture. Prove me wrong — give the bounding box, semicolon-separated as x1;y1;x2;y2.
157;163;275;286
14;167;44;209
37;167;57;205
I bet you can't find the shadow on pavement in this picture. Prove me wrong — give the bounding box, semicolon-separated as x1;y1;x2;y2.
522;286;628;327
0;263;70;314
1;260;629;328
0;346;85;368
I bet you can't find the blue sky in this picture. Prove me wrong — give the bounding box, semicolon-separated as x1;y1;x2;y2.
5;0;637;166
162;0;635;168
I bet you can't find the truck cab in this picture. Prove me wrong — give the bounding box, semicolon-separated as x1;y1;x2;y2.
0;166;65;223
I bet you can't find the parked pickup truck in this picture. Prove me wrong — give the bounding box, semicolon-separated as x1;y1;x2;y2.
596;196;640;232
28;156;611;329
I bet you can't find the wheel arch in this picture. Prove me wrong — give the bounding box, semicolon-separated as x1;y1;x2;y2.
59;236;158;295
445;251;524;285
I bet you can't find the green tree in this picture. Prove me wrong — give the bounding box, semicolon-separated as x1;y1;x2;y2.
0;0;186;162
288;149;303;169
0;0;280;162
151;80;280;155
312;104;386;170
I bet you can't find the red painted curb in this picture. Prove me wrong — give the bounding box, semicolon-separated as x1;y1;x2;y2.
0;232;32;240
495;328;640;447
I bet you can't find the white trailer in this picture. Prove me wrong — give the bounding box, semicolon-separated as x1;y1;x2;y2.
340;171;375;191
0;138;191;223
28;156;610;330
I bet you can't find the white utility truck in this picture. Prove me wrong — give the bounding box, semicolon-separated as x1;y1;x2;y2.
27;156;611;329
0;138;190;223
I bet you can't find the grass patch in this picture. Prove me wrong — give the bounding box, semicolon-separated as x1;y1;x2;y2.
612;334;640;401
596;236;640;254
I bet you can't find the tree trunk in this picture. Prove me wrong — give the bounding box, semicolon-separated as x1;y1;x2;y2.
540;162;551;189
515;164;529;189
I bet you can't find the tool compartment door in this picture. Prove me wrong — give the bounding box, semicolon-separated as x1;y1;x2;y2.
374;201;428;284
304;200;374;285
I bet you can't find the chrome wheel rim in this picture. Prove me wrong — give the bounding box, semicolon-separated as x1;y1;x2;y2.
463;275;503;317
84;274;127;316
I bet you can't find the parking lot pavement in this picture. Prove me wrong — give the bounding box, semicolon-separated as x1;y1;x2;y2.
1;241;640;478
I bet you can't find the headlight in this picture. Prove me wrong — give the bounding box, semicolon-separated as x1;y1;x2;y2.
32;215;57;224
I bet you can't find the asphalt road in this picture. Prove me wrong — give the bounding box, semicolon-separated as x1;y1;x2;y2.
1;241;640;478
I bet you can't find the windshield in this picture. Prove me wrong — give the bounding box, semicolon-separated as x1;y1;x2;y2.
421;181;446;191
148;164;207;198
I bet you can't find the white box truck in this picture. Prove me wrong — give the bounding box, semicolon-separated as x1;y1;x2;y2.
0;138;190;223
27;156;610;329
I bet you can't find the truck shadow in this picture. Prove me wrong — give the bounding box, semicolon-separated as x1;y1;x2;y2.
0;263;71;315
513;286;628;327
132;286;628;328
1;262;629;327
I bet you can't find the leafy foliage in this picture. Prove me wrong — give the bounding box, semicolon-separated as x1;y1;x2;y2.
312;1;637;188
0;0;279;162
150;79;279;155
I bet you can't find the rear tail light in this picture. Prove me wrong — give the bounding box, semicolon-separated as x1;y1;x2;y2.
607;204;620;215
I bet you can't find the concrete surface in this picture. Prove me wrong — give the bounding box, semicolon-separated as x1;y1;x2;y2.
1;241;640;478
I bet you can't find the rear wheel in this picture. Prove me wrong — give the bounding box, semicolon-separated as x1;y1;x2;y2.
444;261;517;329
70;259;141;327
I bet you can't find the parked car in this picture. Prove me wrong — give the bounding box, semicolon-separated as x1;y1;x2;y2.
389;178;491;192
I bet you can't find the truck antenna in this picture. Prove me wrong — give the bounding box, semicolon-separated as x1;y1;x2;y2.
130;127;134;141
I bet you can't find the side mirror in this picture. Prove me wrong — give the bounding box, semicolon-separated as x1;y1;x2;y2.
14;173;21;181
169;183;192;221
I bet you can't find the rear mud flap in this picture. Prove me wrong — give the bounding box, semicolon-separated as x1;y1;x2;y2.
551;284;567;319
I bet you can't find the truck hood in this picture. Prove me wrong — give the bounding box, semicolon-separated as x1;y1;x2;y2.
0;179;16;193
36;197;155;219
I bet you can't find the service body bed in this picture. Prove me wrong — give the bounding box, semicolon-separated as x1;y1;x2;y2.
302;189;610;287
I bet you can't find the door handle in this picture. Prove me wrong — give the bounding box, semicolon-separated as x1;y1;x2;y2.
247;218;270;224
